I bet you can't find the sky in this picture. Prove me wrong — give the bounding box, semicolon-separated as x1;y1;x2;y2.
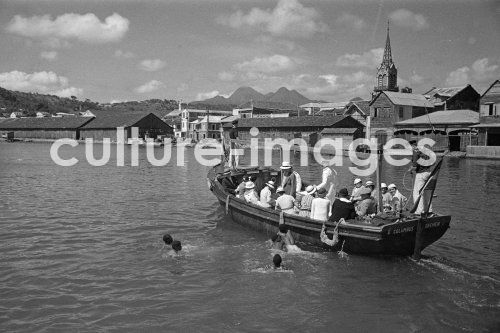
0;0;499;104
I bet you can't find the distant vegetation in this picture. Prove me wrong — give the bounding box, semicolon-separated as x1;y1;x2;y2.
0;86;178;117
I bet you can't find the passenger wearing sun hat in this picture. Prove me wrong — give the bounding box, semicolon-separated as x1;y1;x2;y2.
380;183;392;211
235;175;250;198
317;160;337;204
310;187;331;222
280;161;302;198
275;186;296;214
365;180;378;202
297;185;317;217
259;180;275;208
243;181;260;205
355;187;377;217
388;183;407;212
351;178;365;203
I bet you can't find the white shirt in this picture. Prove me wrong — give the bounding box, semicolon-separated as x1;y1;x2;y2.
260;186;272;207
275;194;295;213
310;197;331;221
317;167;335;202
244;190;260;205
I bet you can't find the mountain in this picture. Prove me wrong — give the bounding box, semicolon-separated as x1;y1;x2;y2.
227;86;265;105
191;86;312;109
265;87;311;106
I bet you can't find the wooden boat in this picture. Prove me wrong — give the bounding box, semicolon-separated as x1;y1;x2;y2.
207;165;451;256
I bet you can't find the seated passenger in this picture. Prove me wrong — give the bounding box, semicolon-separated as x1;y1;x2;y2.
351;178;365;203
243;181;260;204
310;187;331;222
260;180;275;208
329;188;356;223
388;183;407;212
355;187;377;217
297;185;316;217
381;183;392;212
365;180;378;201
236;176;249;198
275;187;296;214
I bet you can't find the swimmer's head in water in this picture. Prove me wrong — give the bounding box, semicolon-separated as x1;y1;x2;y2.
273;254;282;268
278;224;288;233
163;234;173;245
271;234;282;242
172;240;182;252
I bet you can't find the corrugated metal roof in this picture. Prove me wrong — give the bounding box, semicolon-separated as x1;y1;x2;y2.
300;102;348;109
345;100;370;115
0;116;94;129
238;101;301;111
424;86;467;98
321;128;357;134
228;115;359;129
395;110;479;126
481;80;500;103
80;111;160;129
381;92;434;108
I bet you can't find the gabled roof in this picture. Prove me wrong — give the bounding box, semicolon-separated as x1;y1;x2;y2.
423;85;479;106
371;91;433;108
80;111;161;129
300;102;348;109
196;115;225;123
0;116;94;129
481;79;500;104
395;109;479;126
224;115;361;129
321;128;358;134
345;100;370;116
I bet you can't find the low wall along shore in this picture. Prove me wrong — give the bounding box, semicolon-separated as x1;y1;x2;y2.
466;145;500;159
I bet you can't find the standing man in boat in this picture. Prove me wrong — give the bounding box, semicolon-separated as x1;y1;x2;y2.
229;119;239;169
408;139;433;214
317;161;337;204
280;161;302;198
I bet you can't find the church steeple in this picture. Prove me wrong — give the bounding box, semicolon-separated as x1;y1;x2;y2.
382;21;393;66
374;20;398;93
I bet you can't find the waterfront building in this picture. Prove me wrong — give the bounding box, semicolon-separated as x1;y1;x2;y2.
79;111;172;141
300;102;348;116
394;109;479;152
233;101;301;118
344;100;370;125
368;91;434;144
223;115;363;147
188;115;225;141
179;108;231;138
0;116;94;140
468;79;500;158
36;111;50;118
10;111;24;118
423;85;480;111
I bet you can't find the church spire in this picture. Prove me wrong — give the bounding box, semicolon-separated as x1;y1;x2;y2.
383;20;393;66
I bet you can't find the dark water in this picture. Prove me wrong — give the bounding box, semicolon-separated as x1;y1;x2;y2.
0;142;498;332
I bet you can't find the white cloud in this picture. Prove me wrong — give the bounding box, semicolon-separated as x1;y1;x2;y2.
336;13;366;31
471;58;499;82
217;0;328;38
40;51;58;61
139;59;166;72
6;13;129;44
336;48;383;68
389;9;429;31
445;58;499;86
235;55;297;74
134;80;164;93
218;71;236;81
114;49;135;59
196;90;219;100
177;83;188;93
445;67;469;86
0;70;82;97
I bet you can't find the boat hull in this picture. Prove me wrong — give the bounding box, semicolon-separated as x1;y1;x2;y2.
208;167;450;256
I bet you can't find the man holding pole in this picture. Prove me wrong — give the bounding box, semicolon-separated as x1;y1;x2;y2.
408;139;433;215
229;119;240;169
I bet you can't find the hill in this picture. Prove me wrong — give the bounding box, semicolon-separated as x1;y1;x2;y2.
0;86;178;117
190;86;312;109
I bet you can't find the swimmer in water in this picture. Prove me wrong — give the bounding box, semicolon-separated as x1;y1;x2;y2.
278;224;301;253
172;240;182;254
273;254;282;268
271;234;286;251
163;234;173;245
